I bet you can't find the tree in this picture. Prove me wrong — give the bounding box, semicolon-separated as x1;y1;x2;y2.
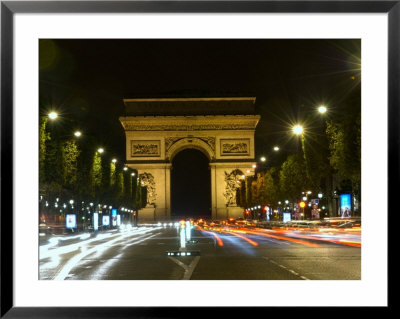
76;146;95;200
112;168;124;205
237;181;247;208
63;140;80;191
123;170;133;206
245;175;256;209
326;97;361;213
39;116;50;186
280;152;309;203
301;131;331;191
263;166;281;207
92;151;102;200
44;134;65;199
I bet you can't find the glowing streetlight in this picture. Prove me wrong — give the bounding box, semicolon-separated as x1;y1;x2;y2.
123;167;128;171
48;111;58;120
74;131;82;137
292;125;303;135
131;173;136;176
260;156;266;162
252;164;257;168
112;158;117;163
97;148;104;154
273;146;280;151
318;105;327;114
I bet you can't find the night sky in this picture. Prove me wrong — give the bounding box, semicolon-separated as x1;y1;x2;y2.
39;39;360;216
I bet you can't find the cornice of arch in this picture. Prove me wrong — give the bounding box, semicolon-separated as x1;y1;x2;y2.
119;115;260;131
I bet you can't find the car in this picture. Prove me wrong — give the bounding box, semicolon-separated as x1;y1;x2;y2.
235;218;248;226
210;220;221;227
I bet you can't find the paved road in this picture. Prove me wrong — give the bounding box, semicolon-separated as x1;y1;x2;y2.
39;224;361;280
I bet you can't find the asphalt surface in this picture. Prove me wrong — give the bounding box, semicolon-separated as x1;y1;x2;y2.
39;223;361;280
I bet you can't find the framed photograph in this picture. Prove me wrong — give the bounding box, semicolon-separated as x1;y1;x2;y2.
1;0;396;317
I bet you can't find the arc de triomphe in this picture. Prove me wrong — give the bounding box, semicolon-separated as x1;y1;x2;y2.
119;97;260;221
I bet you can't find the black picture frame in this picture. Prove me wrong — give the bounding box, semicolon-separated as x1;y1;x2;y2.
1;1;395;317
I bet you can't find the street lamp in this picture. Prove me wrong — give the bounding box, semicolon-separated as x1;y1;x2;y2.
273;146;280;151
260;156;266;162
131;172;135;176
74;131;82;137
112;158;117;163
48;111;58;120
97;148;104;154
292;124;303;135
318;105;327;114
123;167;128;171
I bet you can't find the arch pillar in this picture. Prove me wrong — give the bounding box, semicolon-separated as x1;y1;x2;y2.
127;163;172;222
209;162;257;221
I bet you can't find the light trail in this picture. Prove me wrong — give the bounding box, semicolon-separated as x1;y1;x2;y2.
202;225;322;247
218;229;259;246
197;226;224;246
250;227;361;248
40;226;162;280
235;228;321;247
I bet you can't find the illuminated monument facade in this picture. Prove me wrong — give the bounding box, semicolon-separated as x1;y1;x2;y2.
119;97;260;221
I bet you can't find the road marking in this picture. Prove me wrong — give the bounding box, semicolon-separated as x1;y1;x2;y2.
263;257;310;280
168;256;188;271
183;256;200;280
168;256;201;280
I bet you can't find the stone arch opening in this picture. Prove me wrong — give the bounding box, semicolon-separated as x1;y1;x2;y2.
167;137;215;162
170;148;211;220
